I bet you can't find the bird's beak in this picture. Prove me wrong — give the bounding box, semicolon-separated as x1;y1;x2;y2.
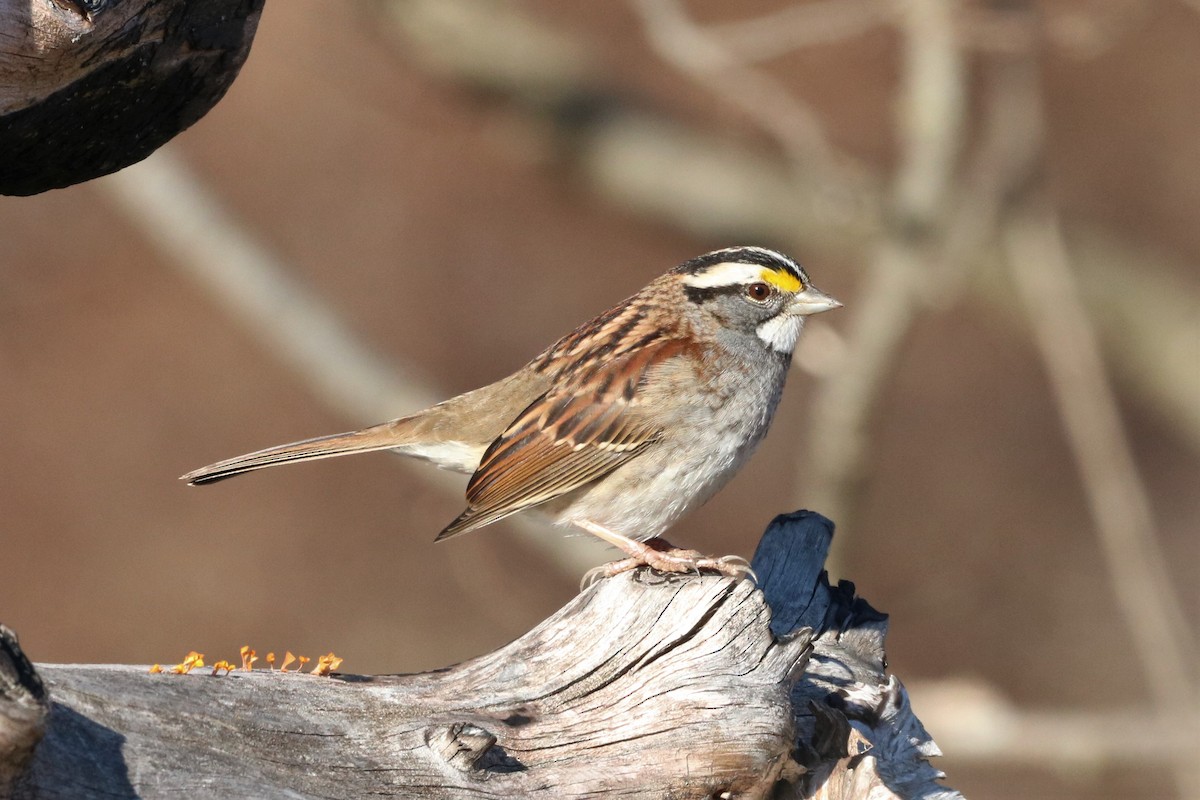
789;285;842;316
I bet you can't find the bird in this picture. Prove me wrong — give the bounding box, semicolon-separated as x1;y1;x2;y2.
182;246;841;578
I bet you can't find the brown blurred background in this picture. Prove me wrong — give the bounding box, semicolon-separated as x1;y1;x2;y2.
1;1;1197;798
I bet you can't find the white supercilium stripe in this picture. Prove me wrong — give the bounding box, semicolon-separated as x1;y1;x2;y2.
681;262;768;288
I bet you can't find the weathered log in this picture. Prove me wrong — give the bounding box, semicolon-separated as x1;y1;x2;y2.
0;627;46;798
0;511;959;798
0;0;263;196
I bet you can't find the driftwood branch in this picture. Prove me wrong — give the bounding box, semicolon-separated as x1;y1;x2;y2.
0;512;957;799
0;0;263;195
0;627;45;798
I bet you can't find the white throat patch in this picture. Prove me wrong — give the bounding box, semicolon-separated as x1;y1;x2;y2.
757;314;803;353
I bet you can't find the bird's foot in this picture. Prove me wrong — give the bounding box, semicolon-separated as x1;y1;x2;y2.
580;537;756;589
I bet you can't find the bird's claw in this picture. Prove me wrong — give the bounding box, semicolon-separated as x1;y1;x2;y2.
579;548;756;590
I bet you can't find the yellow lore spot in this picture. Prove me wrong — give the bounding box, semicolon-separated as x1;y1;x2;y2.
761;268;802;294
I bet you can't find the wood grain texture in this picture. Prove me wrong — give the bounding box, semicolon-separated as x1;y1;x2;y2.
0;0;263;195
0;511;959;798
0;626;46;797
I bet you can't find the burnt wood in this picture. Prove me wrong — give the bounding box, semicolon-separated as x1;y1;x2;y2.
0;0;263;195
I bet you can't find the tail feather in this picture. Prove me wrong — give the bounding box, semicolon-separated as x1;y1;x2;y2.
181;422;407;485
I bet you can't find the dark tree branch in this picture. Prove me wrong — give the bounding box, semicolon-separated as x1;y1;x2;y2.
0;0;264;196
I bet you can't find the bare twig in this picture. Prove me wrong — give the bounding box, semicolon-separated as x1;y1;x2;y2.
706;0;896;61
99;151;437;421
1065;233;1200;454
629;0;869;204
1004;200;1200;796
805;242;921;543
985;17;1200;726
891;0;968;225
1003;205;1200;700
929;55;1042;300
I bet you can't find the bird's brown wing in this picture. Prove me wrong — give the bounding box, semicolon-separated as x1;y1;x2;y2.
435;338;688;540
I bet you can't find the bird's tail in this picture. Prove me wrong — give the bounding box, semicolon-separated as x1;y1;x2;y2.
181;420;409;485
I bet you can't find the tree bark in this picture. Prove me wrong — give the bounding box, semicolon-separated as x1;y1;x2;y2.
0;0;263;196
0;511;959;799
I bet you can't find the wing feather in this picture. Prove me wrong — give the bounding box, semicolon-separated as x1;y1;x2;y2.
436;338;687;540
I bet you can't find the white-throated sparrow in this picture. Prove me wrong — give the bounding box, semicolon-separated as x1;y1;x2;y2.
184;247;840;577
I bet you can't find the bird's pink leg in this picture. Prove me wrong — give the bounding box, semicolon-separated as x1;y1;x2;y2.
573;520;754;586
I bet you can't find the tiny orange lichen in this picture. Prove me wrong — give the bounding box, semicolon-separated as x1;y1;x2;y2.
149;664;163;674
239;645;258;671
312;652;344;677
210;660;236;676
280;651;297;672
297;655;311;672
169;651;205;674
266;652;276;669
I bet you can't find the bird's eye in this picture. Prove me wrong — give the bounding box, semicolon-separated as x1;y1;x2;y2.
745;282;772;302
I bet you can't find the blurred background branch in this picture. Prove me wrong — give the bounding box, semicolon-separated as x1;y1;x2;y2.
630;0;871;199
706;0;896;58
99;150;613;579
1005;190;1200;704
806;0;967;545
376;0;1200;459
